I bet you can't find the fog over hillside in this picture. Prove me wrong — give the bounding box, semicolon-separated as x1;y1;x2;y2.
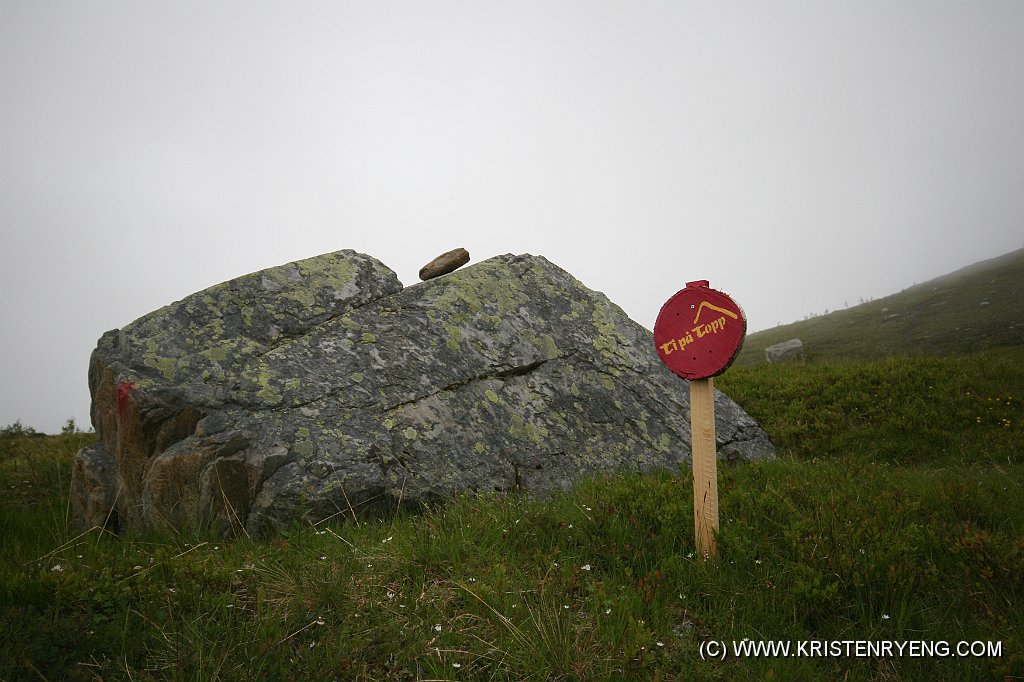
2;2;1023;432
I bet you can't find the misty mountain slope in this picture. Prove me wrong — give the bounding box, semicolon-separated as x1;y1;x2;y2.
735;248;1024;365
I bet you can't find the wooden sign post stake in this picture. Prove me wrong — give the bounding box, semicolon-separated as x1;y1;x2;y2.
690;377;719;559
653;280;746;562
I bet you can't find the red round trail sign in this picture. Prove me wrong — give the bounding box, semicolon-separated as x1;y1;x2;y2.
654;281;746;380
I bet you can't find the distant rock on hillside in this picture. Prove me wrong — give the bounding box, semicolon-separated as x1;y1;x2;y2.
765;339;804;363
71;250;775;537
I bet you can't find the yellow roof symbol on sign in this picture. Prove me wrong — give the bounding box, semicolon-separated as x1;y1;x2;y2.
693;301;739;325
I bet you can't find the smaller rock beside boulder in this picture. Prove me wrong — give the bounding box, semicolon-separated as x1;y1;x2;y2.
765;339;804;364
419;248;470;280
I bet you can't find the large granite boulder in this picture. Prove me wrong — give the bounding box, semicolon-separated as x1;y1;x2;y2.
71;250;775;537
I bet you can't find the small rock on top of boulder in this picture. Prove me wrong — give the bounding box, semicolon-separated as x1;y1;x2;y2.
71;249;775;538
419;247;470;280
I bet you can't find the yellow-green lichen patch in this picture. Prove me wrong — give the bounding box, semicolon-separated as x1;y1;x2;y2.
144;356;177;381
253;370;283;404
570;383;581;397
402;427;417;440
297;251;356;288
590;303;631;365
524;331;560;359
560;297;590;322
485;388;501;404
351;372;364;383
203;317;225;338
635;416;649;437
430;261;530;317
383;418;397;430
657;433;672;453
509;414;548;444
200;343;231;363
361;333;376;344
278;282;315;308
284;378;301;391
443;323;462;342
293;439;315;456
443;323;463;350
474;442;487;454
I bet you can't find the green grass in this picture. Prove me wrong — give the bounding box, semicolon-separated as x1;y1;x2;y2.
2;350;1022;680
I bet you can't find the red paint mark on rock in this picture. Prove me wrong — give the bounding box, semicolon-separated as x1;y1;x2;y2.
116;381;135;415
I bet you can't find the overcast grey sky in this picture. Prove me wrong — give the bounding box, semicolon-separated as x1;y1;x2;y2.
2;1;1022;433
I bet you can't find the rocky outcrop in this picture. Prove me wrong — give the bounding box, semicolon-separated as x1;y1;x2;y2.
765;339;805;363
71;250;775;537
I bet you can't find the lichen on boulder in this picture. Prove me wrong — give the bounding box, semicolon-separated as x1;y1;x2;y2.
71;250;774;537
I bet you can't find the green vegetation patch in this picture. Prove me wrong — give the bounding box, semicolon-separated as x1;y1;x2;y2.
1;347;1021;679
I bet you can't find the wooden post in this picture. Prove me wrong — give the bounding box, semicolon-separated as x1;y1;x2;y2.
690;377;719;559
654;280;744;561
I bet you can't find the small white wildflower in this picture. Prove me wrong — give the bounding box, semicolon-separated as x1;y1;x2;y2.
51;564;64;572
133;565;143;570
568;524;573;528
382;536;393;544
76;555;83;559
585;506;592;511
386;591;395;599
882;614;891;620
316;617;325;626
563;605;570;609
605;608;612;615
309;642;316;648
860;549;866;555
452;662;461;669
755;559;762;565
657;641;664;647
319;555;327;560
686;553;694;559
214;546;220;550
580;564;591;571
434;624;442;632
468;577;476;582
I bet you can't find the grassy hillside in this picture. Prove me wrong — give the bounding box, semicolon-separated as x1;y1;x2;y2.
2;349;1021;680
736;248;1024;366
